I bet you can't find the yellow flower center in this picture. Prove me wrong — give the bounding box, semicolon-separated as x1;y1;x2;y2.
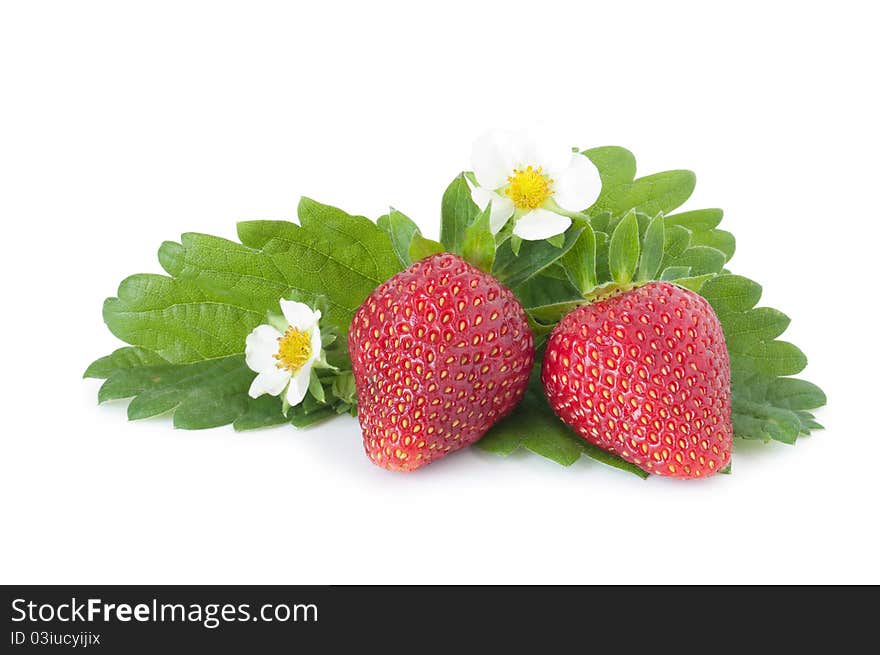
505;165;554;210
274;327;312;372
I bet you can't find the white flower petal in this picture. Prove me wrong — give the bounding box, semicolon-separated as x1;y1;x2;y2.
503;129;534;171
280;300;319;332
469;183;493;211
245;325;283;373
248;367;291;398
309;325;323;364
525;126;573;179
513;208;572;241
554;153;602;212
487;197;516;234
470;185;515;234
471;129;517;189
286;367;311;406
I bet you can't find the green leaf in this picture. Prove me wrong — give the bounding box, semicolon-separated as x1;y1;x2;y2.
157;233;293;313
699;274;824;444
731;397;803;444
688;229;736;260
96;354;279;429
377;208;421;267
583;146;637;188
577;441;649;479
477;370;647;477
589;211;611;233
289;404;338;428
559;221;597;294
593;169;696;217
720;307;790;346
475;421;527;456
408;233;445;261
522;430;583;466
92;197;401;431
235;219;297;248
440;173;479;254
665;208;724;231
701;274;762;314
461;206;495;272
89;345;355;431
84;347;169;378
729;340;807;378
765;377;827;411
583;146;637;213
150;198;403;361
608;211;640;284
234;395;293;431
663;245;727;276
514;275;583;325
636;213;665;281
103;273;265;364
293;198;404;327
492;226;584;288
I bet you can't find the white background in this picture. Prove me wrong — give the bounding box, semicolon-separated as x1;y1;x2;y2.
1;1;877;584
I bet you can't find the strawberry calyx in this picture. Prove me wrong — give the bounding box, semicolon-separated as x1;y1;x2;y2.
581;280;642;305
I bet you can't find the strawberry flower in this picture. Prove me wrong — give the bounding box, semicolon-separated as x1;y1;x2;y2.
245;300;324;407
469;128;602;241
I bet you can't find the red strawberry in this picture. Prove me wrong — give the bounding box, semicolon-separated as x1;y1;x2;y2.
349;253;534;472
542;282;732;479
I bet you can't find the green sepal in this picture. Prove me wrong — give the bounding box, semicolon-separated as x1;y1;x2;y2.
408;233;445;262
546;232;566;248
660;266;692;281
673;273;715;292
559;221;598;295
331;371;357;405
608;210;640;284
636;213;665;281
509;234;522;256
377;208;421;267
266;310;289;334
308;369;326;404
440;172;480;254
461;206;495;272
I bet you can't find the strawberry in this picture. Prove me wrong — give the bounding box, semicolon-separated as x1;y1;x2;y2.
348;253;534;472
541;282;732;479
